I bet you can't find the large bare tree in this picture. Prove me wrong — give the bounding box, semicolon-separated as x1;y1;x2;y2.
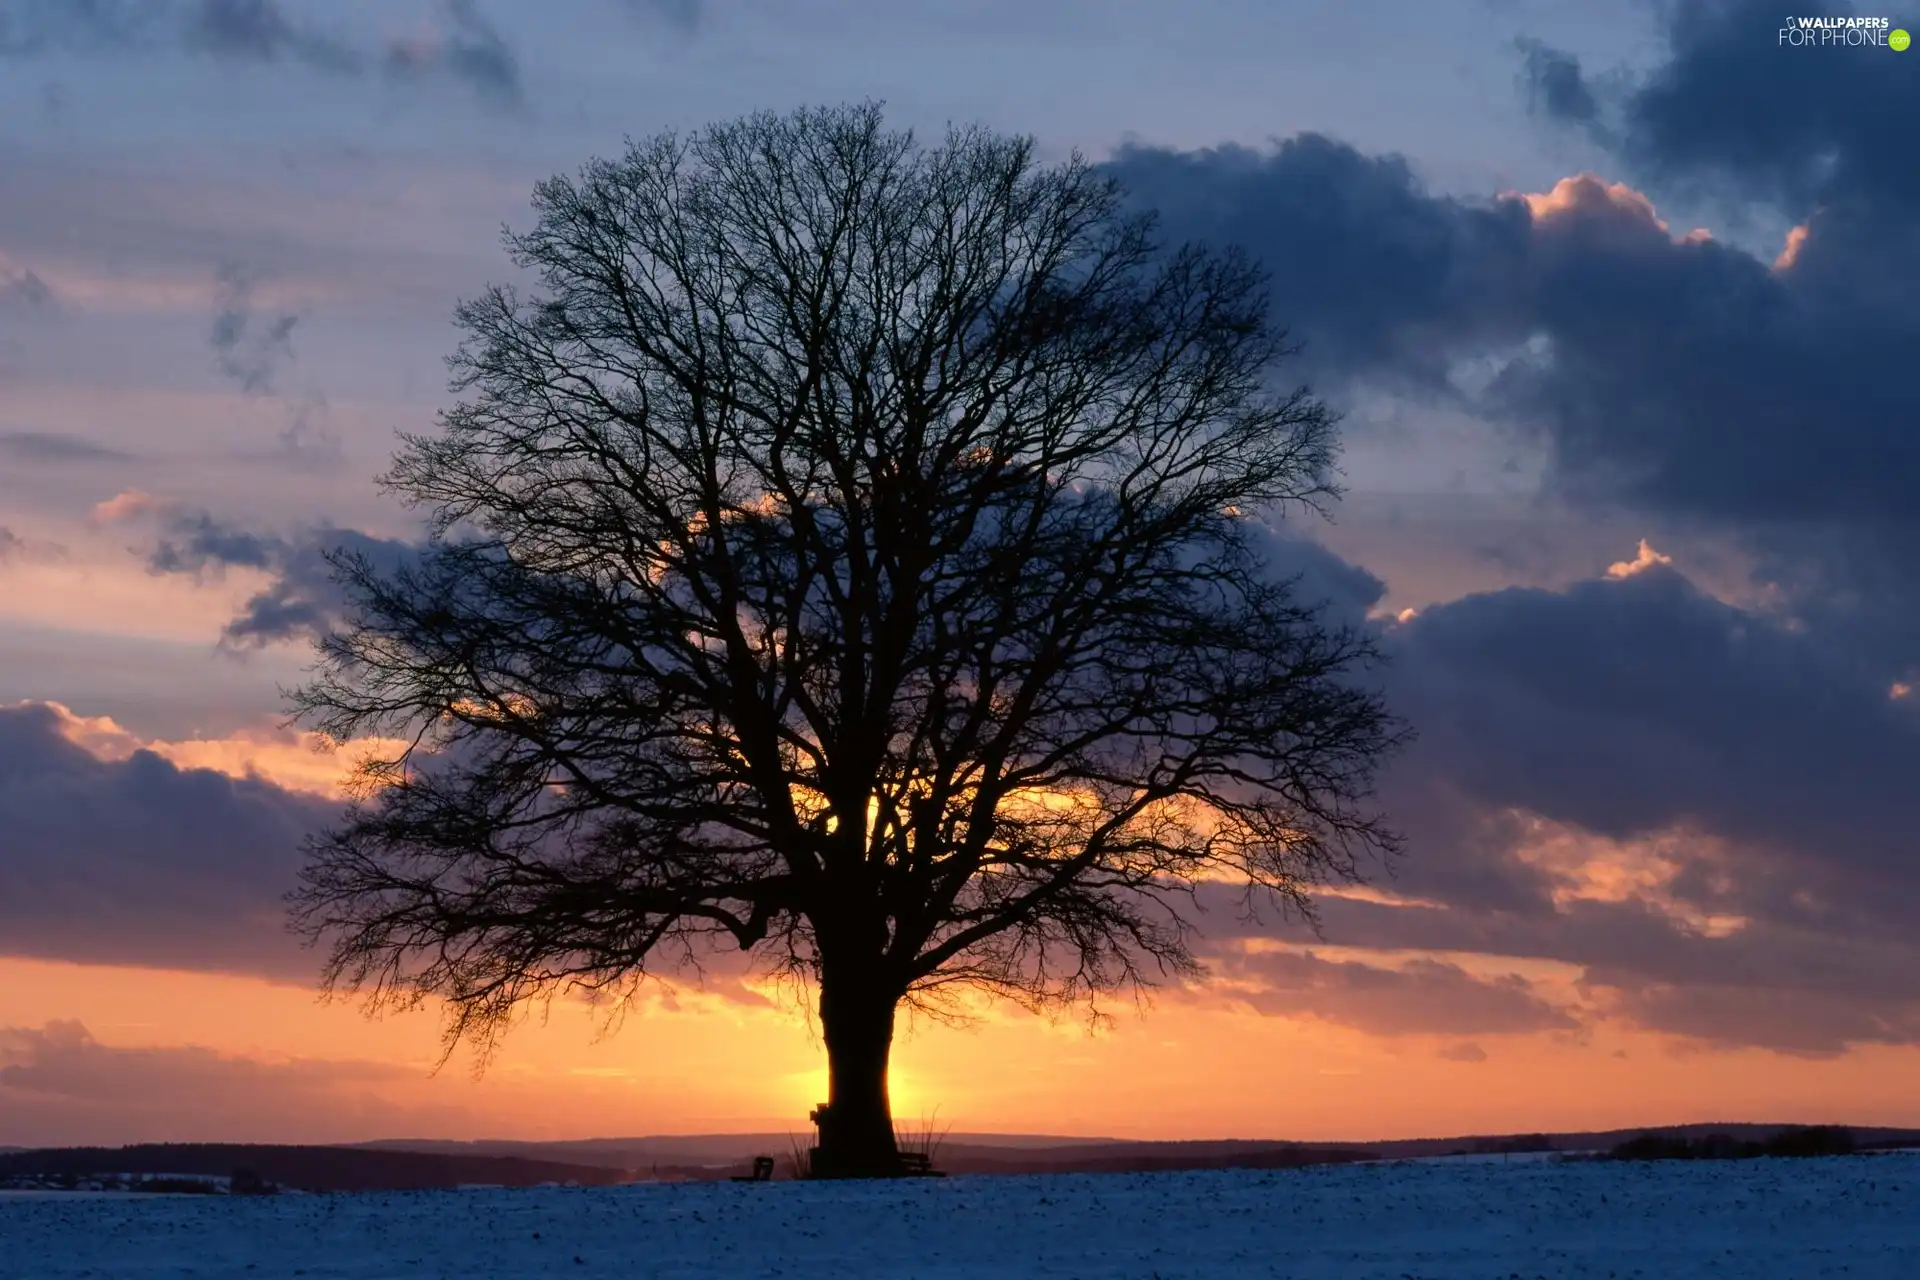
291;102;1401;1178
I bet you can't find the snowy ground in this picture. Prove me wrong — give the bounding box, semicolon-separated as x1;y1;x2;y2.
3;1153;1916;1278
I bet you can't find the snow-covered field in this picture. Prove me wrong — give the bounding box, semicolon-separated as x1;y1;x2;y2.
3;1154;1916;1278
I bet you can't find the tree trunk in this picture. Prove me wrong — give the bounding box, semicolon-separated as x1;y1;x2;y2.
810;972;901;1178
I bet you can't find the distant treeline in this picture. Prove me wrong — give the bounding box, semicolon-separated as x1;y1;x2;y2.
1607;1126;1860;1161
942;1145;1375;1177
0;1144;635;1193
1451;1134;1557;1156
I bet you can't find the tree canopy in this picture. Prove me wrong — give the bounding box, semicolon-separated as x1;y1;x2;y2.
291;102;1402;1177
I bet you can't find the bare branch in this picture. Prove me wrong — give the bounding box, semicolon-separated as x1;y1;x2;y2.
288;102;1404;1174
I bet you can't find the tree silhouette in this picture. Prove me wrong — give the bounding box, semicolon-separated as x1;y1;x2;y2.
290;102;1402;1178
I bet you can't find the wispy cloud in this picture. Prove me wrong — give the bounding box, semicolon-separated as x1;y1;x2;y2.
0;0;522;106
0;0;355;70
383;0;521;106
0;431;133;464
209;260;297;395
1217;948;1579;1038
186;0;359;70
0;525;63;564
0;252;54;309
205;264;338;462
89;487;166;525
619;0;700;32
146;509;422;646
0;1019;465;1147
209;263;298;395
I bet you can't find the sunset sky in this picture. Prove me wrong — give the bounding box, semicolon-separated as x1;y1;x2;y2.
4;0;1918;1149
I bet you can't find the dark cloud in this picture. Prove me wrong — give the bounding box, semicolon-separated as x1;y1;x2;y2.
0;698;778;1006
1110;134;1915;536
0;702;332;980
1110;47;1920;670
1219;949;1578;1037
1168;522;1920;1057
1521;2;1920;223
1580;969;1920;1059
1490;181;1916;535
1309;893;1920;1059
1390;564;1917;892
1515;37;1601;127
148;511;423;646
1620;0;1920;221
1506;0;1920;672
216;526;414;645
0;1021;457;1147
383;0;521;107
1313;556;1920;1055
0;431;132;463
148;509;285;574
1248;519;1388;621
0;527;19;561
1105;134;1531;390
0;696;783;1025
1353;770;1557;918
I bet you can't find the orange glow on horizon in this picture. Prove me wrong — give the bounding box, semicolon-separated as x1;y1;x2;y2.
5;954;1920;1148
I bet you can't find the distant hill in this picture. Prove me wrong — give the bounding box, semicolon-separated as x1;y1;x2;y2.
1453;1124;1920;1158
8;1124;1916;1190
358;1135;1372;1176
354;1132;1126;1169
936;1140;1373;1176
366;1123;1920;1174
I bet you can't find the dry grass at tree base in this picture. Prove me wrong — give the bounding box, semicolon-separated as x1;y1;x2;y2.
779;1113;953;1179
